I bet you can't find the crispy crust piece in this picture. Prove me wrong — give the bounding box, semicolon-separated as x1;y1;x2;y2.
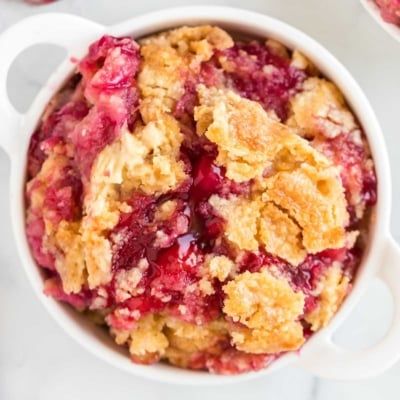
209;195;261;252
258;202;306;266
203;254;236;282
264;164;348;253
195;85;333;181
112;316;228;366
305;265;350;330
112;314;169;363
288;77;358;139
139;26;233;122
201;87;348;262
223;270;305;353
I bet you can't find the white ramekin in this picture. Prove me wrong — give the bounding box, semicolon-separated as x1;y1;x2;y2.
361;0;400;43
1;6;400;385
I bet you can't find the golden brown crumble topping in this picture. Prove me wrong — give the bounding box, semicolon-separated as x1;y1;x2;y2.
258;202;306;266
209;192;308;264
194;85;339;180
154;200;178;221
115;259;149;302
54;221;85;294
290;50;318;75
264;164;349;254
86;237;114;290
138;26;233;122
209;195;260;251
164;319;228;368
91;114;186;197
265;39;290;59
198;277;215;296
164;318;228;354
223;270;305;353
210;171;348;264
113;314;169;362
305;265;350;331
195;85;296;182
288;77;358;139
113;316;228;364
204;254;236;282
28;113;188;294
200;86;348;263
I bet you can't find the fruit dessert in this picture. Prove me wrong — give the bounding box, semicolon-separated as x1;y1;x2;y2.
375;0;400;26
25;26;377;374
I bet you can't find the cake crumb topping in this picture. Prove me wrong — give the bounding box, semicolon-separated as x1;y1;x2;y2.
288;77;358;139
204;255;236;281
139;26;233;122
223;270;305;353
305;265;350;330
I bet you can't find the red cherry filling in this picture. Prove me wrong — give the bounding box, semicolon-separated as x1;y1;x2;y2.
106;153;233;324
191;155;223;201
26;216;55;270
72;36;140;177
376;0;400;25
43;168;83;223
44;277;91;310
28;35;141;181
150;234;202;294
319;133;377;215
28;100;89;178
362;169;378;207
216;42;306;120
111;194;156;271
79;35;140;93
107;233;222;329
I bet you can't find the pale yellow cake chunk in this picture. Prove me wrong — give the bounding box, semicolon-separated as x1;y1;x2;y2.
305;265;350;330
288;77;358;138
223;270;305;353
139;26;233;122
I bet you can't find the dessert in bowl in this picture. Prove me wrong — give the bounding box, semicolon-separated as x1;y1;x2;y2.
1;7;400;383
25;25;377;374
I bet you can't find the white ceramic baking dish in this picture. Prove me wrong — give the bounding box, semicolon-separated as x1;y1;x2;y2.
1;6;400;385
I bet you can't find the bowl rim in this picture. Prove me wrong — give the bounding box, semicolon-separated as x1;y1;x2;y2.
6;5;392;384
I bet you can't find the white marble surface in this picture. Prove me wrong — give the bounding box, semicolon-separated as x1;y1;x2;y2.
1;0;400;398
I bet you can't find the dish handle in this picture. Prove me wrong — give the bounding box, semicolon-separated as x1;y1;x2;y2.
0;13;104;157
299;235;400;379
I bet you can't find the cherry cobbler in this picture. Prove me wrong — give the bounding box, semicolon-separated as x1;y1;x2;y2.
25;26;377;374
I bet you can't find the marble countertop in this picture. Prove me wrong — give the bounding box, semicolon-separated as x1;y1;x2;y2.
1;0;400;398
